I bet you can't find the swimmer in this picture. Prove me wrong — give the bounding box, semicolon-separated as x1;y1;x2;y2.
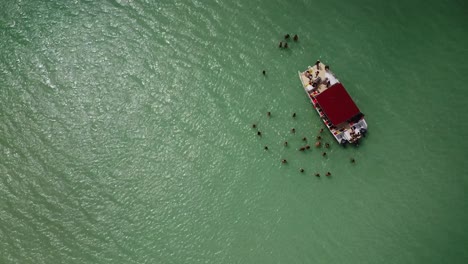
316;135;322;140
264;146;268;150
279;41;283;48
315;173;320;177
262;70;266;75
285;34;290;39
322;152;327;156
257;131;262;136
293;34;298;41
292;112;296;118
299;147;306;151
305;145;310;150
282;159;287;164
252;124;256;128
300;168;304;173
267;111;271;117
315;141;321;147
326;172;331;176
291;128;295;133
325;143;330;148
284;43;288;48
302;137;307;141
350;158;355;163
284;141;288;146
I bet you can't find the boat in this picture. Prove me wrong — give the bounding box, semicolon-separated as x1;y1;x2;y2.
298;61;368;145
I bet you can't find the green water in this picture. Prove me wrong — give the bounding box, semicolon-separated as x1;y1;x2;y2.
1;0;468;263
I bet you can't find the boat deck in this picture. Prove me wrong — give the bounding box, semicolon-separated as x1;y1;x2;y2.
298;62;334;96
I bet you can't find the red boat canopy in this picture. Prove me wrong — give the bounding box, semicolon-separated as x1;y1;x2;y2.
316;83;361;126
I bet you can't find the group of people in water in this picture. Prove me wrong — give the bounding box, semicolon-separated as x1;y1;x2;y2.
252;110;356;178
253;43;357;178
279;33;299;49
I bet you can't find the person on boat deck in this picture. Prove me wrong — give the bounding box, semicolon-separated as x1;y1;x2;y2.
315;60;321;70
310;82;315;87
325;65;330;72
313;77;321;86
320;77;331;88
309;82;318;92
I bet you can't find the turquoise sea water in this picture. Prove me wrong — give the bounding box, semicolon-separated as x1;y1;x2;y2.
1;0;468;263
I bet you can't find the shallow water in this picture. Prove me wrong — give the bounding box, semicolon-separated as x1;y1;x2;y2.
1;0;468;263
